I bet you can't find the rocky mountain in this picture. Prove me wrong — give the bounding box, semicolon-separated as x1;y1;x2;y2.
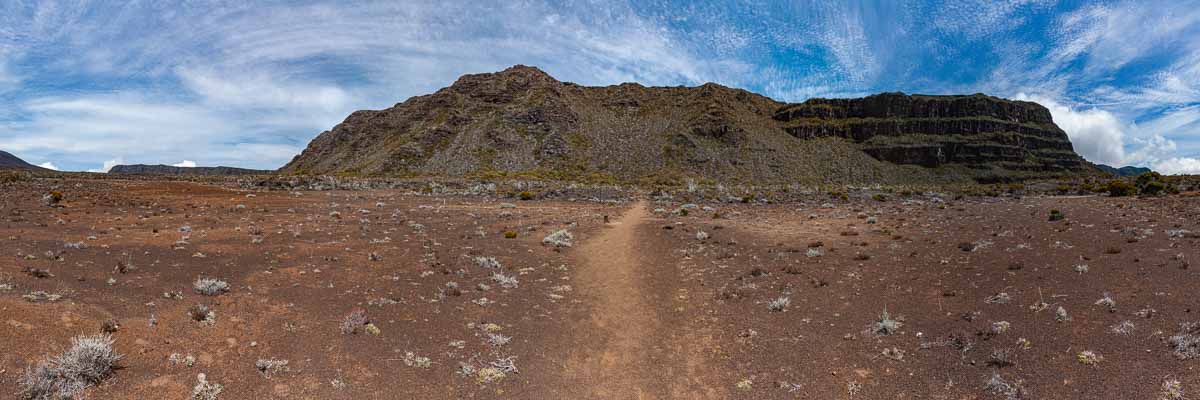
0;150;50;171
282;65;1097;184
1096;164;1152;176
109;164;270;176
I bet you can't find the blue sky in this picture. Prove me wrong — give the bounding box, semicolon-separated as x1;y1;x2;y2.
2;0;1199;174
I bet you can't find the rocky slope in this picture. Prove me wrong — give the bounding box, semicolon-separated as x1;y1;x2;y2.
109;164;270;176
0;150;50;171
282;65;1096;184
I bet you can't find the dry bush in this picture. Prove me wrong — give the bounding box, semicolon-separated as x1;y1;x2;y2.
20;334;123;400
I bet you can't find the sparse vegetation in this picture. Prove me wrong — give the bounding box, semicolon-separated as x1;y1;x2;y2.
1168;322;1200;360
188;304;217;326
340;307;369;334
1094;292;1116;312
1111;320;1135;335
985;372;1028;400
767;296;790;312
542;229;573;247
42;191;64;207
192;373;223;400
255;358;289;377
193;277;229;296
1055;306;1071;322
989;347;1016;367
19;334;122;400
871;307;902;336
491;271;519;288
1076;350;1103;365
1160;377;1185;400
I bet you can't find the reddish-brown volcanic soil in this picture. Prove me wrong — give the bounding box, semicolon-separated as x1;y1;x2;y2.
2;179;1198;399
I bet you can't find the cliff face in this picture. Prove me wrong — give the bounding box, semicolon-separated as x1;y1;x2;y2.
773;93;1088;179
108;164;270;175
282;66;1096;184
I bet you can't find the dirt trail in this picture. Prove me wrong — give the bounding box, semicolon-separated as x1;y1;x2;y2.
531;200;726;399
567;200;657;398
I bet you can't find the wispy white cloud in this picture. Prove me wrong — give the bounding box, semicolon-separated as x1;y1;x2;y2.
933;0;1054;40
1053;3;1200;77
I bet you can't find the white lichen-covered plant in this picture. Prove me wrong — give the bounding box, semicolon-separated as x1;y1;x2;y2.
491;272;519;289
474;256;502;269
193;277;229;296
192;373;223;400
767;296;790;312
255;358;289;377
542;229;573;247
20;334;123;400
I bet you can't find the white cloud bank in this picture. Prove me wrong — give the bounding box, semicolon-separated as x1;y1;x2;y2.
172;160;197;168
1154;157;1200;175
1014;93;1126;165
1015;93;1200;175
88;159;124;173
38;162;58;170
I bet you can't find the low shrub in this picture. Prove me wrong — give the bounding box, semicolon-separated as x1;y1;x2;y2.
1105;180;1136;197
20;334;123;400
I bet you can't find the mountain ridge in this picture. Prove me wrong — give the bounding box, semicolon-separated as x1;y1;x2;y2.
282;65;1097;184
0;150;51;171
1096;164;1152;177
109;164;271;176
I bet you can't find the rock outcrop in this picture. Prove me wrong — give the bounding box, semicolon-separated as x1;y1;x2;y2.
282;66;1097;184
109;164;270;176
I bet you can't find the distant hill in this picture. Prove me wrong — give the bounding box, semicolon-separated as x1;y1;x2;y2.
282;65;1098;184
109;164;271;176
1096;164;1152;176
0;150;51;171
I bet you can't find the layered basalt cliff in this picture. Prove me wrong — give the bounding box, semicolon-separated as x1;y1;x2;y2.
773;93;1087;178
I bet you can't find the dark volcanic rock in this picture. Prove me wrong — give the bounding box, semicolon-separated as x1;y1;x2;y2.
0;150;50;171
283;66;1097;184
773;93;1088;181
109;164;270;176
